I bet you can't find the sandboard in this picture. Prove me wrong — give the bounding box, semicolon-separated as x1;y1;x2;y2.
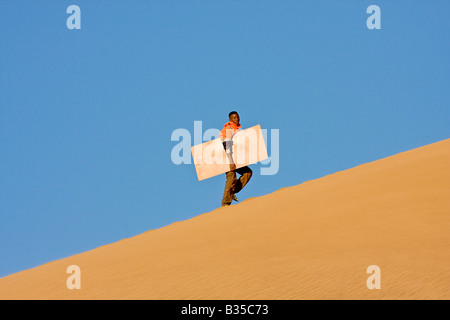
191;124;269;181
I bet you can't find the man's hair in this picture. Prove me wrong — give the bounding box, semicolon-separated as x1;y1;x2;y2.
229;111;238;118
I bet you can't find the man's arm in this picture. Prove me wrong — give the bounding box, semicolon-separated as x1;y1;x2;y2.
220;125;237;171
223;140;236;171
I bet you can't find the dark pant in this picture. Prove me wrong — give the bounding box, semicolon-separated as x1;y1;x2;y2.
221;166;252;206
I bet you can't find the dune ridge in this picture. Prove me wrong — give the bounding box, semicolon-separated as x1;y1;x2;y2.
0;139;449;299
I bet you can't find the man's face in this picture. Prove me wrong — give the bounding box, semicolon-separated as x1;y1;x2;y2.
229;113;240;126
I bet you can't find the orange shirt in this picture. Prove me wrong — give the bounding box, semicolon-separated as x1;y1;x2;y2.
219;121;242;142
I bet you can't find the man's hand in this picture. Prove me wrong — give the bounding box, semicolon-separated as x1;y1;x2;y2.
229;164;236;171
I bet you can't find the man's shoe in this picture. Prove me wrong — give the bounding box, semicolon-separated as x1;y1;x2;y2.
232;194;239;202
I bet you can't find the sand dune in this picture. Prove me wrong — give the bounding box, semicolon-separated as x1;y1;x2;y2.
1;139;449;299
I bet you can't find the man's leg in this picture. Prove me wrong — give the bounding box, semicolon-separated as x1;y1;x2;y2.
221;171;236;206
233;166;252;194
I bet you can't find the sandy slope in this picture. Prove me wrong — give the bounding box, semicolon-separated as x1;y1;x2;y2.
0;139;449;300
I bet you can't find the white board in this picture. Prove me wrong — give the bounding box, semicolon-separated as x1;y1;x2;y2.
191;125;269;181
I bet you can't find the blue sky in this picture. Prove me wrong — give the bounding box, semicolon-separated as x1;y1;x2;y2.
0;0;449;277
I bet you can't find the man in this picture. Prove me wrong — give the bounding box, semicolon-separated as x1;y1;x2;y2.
219;111;253;206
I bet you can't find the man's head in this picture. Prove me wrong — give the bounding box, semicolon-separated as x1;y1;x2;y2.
229;111;240;126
